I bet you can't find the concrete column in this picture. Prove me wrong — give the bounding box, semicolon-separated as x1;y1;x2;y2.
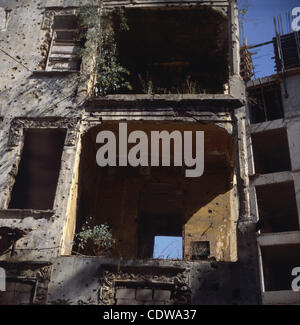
234;107;251;219
292;173;300;228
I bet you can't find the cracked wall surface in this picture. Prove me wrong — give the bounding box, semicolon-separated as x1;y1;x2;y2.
0;0;261;305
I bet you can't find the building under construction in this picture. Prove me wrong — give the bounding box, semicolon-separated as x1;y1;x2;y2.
246;22;300;304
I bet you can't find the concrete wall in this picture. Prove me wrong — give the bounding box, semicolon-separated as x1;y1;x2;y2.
283;74;300;118
47;256;260;305
0;0;83;261
246;71;300;305
0;0;262;305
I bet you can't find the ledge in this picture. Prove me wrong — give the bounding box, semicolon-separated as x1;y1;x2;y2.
86;94;245;111
248;118;285;133
0;209;55;219
44;0;229;9
0;260;52;268
102;0;230;12
262;290;300;305
249;171;293;187
114;279;174;288
257;231;300;247
32;70;80;77
101;263;186;275
58;255;235;270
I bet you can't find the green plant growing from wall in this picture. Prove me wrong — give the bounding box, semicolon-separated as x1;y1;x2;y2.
75;218;116;256
138;74;155;95
78;2;132;95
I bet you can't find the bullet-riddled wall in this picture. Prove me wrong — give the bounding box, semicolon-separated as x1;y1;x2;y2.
0;0;262;305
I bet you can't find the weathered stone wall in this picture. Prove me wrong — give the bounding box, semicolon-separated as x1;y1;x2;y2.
0;0;83;261
282;74;300;118
47;256;260;305
0;0;261;305
0;260;51;305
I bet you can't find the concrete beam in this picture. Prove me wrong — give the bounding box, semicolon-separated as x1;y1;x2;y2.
248;119;285;134
262;290;300;305
257;231;300;247
250;171;293;187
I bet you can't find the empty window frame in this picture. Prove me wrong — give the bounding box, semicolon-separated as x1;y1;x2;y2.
0;279;36;305
138;188;184;259
248;83;284;124
255;182;299;234
112;7;229;94
261;244;300;291
190;241;210;260
0;227;25;256
46;15;81;72
9;129;66;210
251;128;291;174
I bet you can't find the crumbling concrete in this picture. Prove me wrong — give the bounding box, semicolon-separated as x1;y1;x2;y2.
0;0;261;305
46;256;260;305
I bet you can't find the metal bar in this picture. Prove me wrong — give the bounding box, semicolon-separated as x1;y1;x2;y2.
247;40;273;49
274;17;289;98
259;80;268;121
295;31;300;64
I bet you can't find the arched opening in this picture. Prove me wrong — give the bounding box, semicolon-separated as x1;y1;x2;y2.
73;121;237;261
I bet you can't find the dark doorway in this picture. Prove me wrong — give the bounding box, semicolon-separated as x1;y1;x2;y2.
9;129;66;210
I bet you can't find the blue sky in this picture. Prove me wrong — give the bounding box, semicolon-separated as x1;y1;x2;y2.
240;0;299;78
153;236;183;259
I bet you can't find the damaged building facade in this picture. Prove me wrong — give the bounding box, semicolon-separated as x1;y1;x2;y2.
246;29;300;304
0;0;264;305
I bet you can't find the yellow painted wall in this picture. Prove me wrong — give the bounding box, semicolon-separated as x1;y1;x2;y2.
75;121;237;261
